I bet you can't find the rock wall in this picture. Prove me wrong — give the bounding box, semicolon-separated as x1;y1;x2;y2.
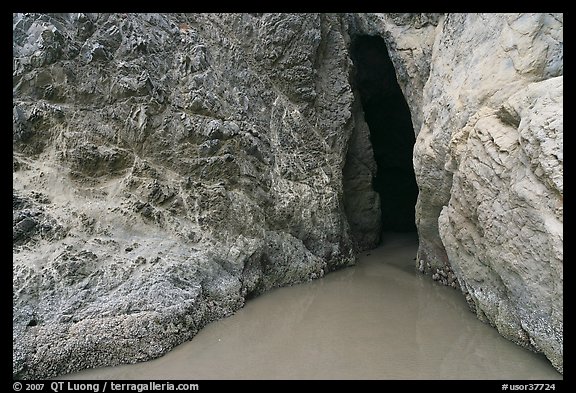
419;14;562;373
349;13;563;373
13;13;357;379
357;13;563;372
13;13;563;378
438;76;563;372
342;91;381;251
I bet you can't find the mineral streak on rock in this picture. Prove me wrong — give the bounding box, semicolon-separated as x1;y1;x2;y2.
13;13;562;378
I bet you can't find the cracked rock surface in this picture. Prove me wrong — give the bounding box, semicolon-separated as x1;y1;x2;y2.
13;13;357;379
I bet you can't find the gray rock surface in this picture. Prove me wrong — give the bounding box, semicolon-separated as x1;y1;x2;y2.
13;13;357;379
13;12;563;378
342;92;381;251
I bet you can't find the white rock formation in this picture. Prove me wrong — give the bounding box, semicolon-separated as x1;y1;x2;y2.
350;12;564;373
403;13;562;372
439;76;563;372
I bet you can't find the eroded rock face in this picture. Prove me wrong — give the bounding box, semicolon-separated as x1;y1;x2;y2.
342;92;381;251
411;14;563;372
438;76;563;373
344;12;563;373
13;13;357;379
13;12;563;378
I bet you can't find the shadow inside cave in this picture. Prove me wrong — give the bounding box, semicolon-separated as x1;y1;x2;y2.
348;34;419;244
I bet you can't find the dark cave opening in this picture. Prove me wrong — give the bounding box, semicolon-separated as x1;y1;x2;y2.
350;35;419;235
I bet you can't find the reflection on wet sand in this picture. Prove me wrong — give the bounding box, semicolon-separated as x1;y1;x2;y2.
60;233;562;380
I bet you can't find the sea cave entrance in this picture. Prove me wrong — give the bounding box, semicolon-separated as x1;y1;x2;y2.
343;35;419;251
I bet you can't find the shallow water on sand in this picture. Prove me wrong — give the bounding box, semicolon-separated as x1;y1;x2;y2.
60;233;562;380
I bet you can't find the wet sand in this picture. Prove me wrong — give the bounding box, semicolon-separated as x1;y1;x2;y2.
60;233;562;380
